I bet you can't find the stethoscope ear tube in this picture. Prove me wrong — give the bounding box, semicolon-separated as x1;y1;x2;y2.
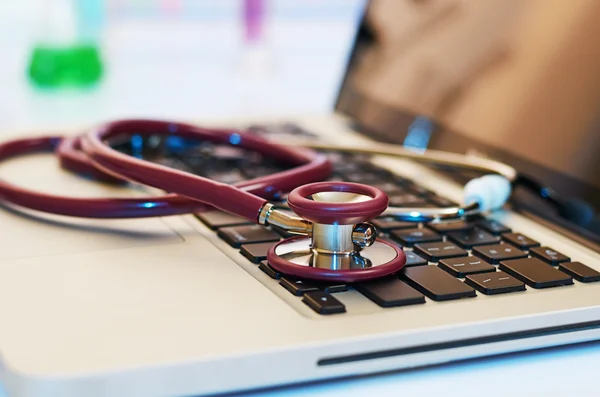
79;128;270;222
0;120;331;220
0;136;212;218
282;139;518;182
0;136;208;219
57;134;126;184
285;138;517;220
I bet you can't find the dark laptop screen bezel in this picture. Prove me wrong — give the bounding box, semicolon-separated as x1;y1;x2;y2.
333;6;600;249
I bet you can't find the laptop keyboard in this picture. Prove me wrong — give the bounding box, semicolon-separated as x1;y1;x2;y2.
116;122;600;316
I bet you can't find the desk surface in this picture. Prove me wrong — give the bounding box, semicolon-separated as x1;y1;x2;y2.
1;2;599;396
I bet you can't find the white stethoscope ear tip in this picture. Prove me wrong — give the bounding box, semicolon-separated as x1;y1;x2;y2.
463;174;511;212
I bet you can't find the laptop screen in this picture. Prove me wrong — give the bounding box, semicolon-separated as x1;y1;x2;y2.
335;0;600;245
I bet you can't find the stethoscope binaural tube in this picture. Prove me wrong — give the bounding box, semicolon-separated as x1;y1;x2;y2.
282;139;516;222
288;140;518;181
0;120;331;220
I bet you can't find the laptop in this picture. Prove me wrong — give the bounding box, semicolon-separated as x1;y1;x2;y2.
1;1;599;396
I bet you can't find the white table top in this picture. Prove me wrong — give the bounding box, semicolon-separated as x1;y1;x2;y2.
1;2;599;396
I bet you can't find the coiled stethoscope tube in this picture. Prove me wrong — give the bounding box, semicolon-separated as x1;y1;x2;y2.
0;120;516;222
0;119;526;282
0;120;331;219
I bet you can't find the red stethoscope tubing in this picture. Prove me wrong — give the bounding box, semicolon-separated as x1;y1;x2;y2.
0;120;332;220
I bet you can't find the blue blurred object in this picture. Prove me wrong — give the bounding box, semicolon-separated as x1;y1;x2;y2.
403;116;434;151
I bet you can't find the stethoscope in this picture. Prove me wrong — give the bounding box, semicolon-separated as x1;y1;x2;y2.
0;119;523;282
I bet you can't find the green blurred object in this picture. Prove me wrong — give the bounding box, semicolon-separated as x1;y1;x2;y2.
28;43;103;88
28;0;105;89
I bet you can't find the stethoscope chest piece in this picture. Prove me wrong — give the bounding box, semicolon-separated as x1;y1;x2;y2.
268;236;404;282
266;182;406;282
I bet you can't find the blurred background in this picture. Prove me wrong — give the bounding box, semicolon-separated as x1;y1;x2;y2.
0;0;598;228
0;0;365;131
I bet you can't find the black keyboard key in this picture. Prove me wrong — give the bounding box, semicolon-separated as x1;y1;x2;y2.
156;156;195;172
447;228;501;249
206;169;246;184
502;233;540;250
390;228;442;247
388;193;429;207
530;246;570;265
278;122;317;137
195;210;251;230
271;225;295;238
217;225;281;248
558;262;600;282
344;171;386;184
426;220;472;234
427;195;458;207
499;258;574;289
280;277;320;296
259;261;281;279
371;216;415;231
302;291;346;314
247;124;269;135
331;160;362;174
405;184;431;196
240;242;274;263
267;209;297;237
413;241;468;262
355;277;425;307
473;244;527;264
370;182;404;195
393;175;414;186
244;164;284;179
273;271;345;292
400;266;476;301
326;173;348;182
270;194;291;207
405;250;428;267
439;257;496;278
465;271;526;295
476;219;511;235
322;284;348;293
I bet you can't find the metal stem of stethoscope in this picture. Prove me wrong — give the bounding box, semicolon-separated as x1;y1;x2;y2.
262;181;405;281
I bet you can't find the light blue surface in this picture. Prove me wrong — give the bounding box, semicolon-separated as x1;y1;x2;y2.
2;342;599;396
241;341;600;397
